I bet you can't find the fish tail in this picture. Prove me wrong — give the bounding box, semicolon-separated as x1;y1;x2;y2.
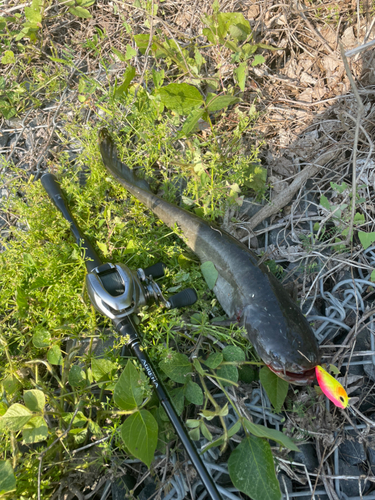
99;128;152;193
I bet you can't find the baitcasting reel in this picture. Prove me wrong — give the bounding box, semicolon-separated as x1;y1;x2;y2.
86;261;197;320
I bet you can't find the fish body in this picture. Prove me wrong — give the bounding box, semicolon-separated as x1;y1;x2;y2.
99;129;320;385
315;365;349;408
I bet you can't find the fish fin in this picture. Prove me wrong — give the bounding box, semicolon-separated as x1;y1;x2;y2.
99;128;152;192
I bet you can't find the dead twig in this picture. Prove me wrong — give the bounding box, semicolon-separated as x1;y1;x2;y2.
246;149;337;231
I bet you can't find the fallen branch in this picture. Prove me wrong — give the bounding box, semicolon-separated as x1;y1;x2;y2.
246;149;338;231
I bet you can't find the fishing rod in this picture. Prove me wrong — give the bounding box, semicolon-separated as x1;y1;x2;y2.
41;173;222;500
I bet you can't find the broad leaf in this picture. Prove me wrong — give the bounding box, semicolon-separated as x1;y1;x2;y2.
234;61;247;91
22;416;48;444
252;54;265;66
121;409;158;468
243;419;299;451
1;404;32;432
358;231;375;250
260;366;288;413
179;108;204;136
114;65;136;98
0;461;16;494
47;345;63;365
68;365;87;388
203;352;223;369
206;94;241;112
184;380;203;405
91;358;117;385
216;364;238;386
228;435;281;500
159;352;192;383
200;261;218;290
24;389;45;412
158;83;203;115
223;345;246;362
69;6;92;18
32;328;51;348
114;361;144;410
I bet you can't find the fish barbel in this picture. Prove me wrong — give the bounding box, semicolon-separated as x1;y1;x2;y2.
99;129;320;385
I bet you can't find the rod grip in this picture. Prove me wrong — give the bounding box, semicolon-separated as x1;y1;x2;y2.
41;173;102;272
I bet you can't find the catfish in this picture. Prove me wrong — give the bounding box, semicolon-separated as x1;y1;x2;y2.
99;129;320;385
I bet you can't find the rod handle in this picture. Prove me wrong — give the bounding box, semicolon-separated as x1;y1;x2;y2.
41;173;102;272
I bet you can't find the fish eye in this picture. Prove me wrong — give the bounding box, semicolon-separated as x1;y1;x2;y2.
339;396;345;403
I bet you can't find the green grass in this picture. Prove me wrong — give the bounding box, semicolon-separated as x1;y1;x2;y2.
0;2;301;498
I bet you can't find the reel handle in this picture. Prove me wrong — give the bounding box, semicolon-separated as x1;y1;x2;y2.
167;288;197;309
143;262;165;279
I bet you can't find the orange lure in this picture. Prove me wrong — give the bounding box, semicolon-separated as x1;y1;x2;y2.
315;365;349;409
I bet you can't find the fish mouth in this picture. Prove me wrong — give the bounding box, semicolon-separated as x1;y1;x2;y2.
267;364;316;385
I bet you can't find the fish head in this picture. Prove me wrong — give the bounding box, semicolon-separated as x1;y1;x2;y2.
262;349;319;386
242;303;320;386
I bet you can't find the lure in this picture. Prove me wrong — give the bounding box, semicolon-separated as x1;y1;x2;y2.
315;365;349;408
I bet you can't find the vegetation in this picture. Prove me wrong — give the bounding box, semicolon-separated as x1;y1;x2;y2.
1;0;372;499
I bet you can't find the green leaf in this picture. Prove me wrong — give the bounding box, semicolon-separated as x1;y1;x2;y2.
114;361;144;410
358;231;375;250
169;387;185;416
32;328;51;348
134;34;157;54
216;364;238;386
121;409;158;467
159;352;192;383
200;261;218;290
202;420;242;452
112;47;126;61
124;238;136;254
371;269;375;282
96;240;108;256
1;404;32;431
22;416;48;444
1;51;15;65
91;358;117;385
223;345;246;362
201;421;213;441
184;380;203;405
152;69;164;89
206;94;241;112
228;435;281;500
193;358;206;376
260;366;288;413
114;65;136;98
25;0;42;24
252;54;265;66
0;461;16;494
24;389;45;412
68;365;87;388
179;108;204;137
239;365;257;384
243;419;299;451
203;352;223;369
320;195;331;211
69;6;92;18
47;345;63;365
234;61;247;91
16;287;28;317
158;83;203;115
125;44;137;60
354;212;365;224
